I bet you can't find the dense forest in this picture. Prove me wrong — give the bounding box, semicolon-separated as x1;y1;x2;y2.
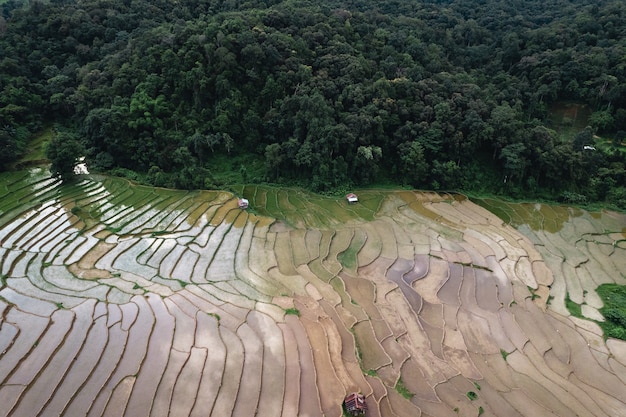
1;0;625;207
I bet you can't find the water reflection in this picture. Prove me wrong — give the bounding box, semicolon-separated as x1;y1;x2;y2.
471;197;586;233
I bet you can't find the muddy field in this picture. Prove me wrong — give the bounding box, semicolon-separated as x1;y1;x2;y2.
0;169;625;417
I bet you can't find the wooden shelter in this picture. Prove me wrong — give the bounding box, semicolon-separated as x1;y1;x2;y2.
343;392;367;416
346;193;358;204
238;198;249;209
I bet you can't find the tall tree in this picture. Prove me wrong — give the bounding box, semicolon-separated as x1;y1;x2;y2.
46;131;86;181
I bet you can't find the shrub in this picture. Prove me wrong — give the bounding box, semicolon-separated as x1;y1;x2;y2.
589;110;615;133
597;284;626;341
609;327;626;340
560;191;587;205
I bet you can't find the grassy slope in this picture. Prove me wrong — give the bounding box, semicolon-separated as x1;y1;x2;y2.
15;127;53;168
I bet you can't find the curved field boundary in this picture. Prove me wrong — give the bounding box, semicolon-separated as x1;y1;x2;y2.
0;173;625;417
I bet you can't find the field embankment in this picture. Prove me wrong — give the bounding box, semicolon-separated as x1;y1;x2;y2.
0;171;625;417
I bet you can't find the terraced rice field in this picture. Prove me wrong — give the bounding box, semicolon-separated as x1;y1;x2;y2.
1;169;625;417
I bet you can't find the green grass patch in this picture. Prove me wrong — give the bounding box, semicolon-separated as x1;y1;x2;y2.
351;328;363;362
597;283;626;340
471;195;590;231
208;312;221;322
395;378;414;400
277;189;296;211
466;391;478;401
565;292;583;318
473;381;481;391
264;188;280;214
337;242;361;271
285;307;300;316
364;369;377;377
478;406;484;416
19;126;54;164
527;286;540;301
500;349;510;361
594;134;626;156
472;198;512;225
250;186;268;214
285;188;308;211
176;279;189;288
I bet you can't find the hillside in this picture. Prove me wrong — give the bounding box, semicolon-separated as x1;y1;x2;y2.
0;0;625;205
0;171;625;416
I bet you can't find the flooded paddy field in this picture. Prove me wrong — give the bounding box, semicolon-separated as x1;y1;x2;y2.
1;170;625;417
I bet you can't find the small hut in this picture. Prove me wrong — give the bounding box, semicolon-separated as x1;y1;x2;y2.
343;392;367;416
238;198;249;209
346;193;358;204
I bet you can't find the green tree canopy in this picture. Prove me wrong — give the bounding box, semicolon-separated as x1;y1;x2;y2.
46;131;86;181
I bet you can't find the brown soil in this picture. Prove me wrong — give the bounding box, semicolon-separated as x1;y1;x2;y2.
2;179;626;417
